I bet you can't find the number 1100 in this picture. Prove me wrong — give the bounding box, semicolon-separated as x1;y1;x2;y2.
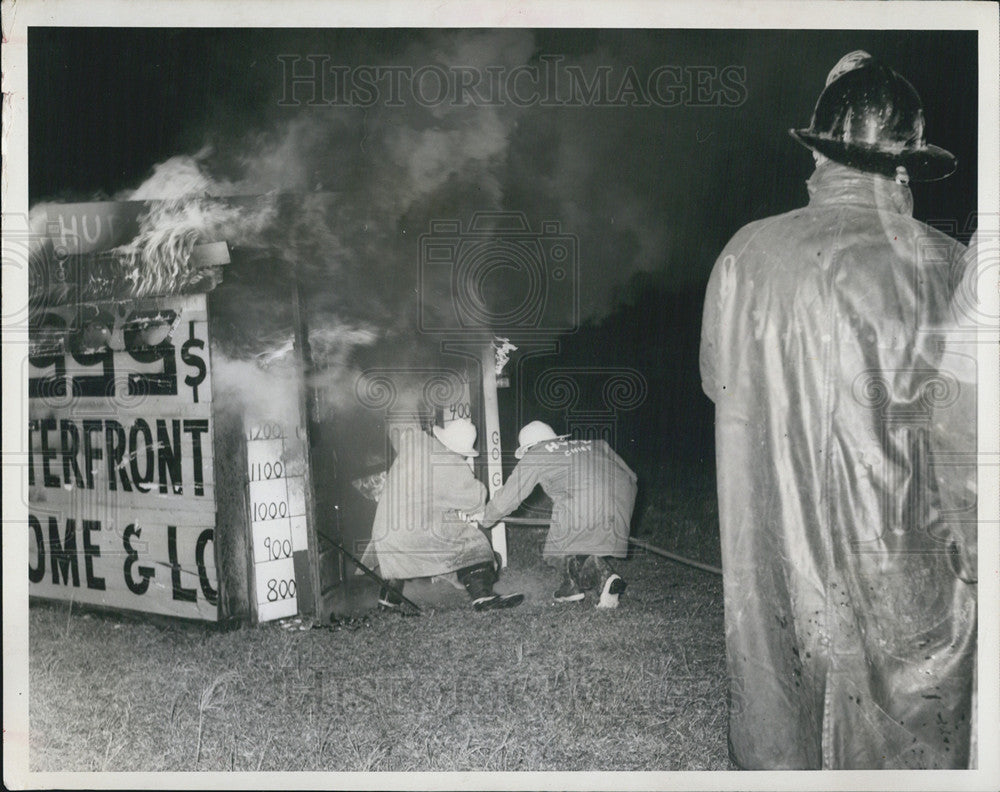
250;461;285;481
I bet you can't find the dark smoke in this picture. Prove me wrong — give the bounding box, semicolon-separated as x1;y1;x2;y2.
38;30;678;423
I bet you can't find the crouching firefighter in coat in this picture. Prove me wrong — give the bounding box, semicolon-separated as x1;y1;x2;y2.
475;421;638;608
699;51;977;769
362;419;524;612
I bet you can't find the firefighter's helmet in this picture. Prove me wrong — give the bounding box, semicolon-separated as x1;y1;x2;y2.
514;421;570;459
433;419;479;458
790;51;956;181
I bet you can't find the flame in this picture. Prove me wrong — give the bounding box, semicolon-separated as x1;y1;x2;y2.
105;195;278;298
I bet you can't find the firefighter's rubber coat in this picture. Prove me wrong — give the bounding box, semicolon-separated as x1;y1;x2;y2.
700;161;976;769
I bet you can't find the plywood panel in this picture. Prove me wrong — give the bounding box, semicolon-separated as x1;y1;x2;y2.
29;296;212;406
245;411;311;622
29;293;221;621
28;511;219;620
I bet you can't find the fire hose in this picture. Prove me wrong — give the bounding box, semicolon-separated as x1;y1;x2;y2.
310;515;721;620
500;517;723;577
313;525;423;613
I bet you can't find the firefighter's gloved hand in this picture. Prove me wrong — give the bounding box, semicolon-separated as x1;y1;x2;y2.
466;510;486;527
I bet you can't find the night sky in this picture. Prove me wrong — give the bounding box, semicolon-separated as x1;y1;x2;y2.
28;28;980;480
29;29;978;234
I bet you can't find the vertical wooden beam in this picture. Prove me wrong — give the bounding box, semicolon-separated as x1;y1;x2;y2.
290;263;322;617
480;343;508;567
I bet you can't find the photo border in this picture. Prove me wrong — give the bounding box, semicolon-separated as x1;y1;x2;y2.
3;2;997;790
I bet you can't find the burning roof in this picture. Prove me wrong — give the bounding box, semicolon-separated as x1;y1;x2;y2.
28;195;278;308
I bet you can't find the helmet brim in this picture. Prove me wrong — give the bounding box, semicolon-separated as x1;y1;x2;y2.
790;129;957;182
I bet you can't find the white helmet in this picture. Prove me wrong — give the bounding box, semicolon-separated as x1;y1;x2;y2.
515;421;569;459
433;419;479;458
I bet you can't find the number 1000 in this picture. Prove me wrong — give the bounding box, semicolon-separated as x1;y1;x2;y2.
253;501;288;521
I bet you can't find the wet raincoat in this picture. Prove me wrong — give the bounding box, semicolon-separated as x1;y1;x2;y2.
480;438;637;558
700;161;976;769
362;424;494;580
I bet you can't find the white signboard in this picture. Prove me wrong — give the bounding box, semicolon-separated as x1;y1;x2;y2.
28;293;219;620
245;419;309;621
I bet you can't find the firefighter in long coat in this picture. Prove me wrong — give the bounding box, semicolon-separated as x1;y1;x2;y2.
476;421;638;608
699;51;976;769
364;419;523;612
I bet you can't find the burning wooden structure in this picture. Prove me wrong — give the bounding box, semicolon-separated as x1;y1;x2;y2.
26;198;510;623
27;199;322;622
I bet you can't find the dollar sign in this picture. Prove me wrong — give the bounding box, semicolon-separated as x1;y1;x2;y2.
181;321;207;402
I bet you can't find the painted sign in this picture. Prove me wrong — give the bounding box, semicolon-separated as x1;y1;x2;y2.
28;201;231;307
31;200;147;255
245;418;309;622
480;345;507;566
28;293;219;619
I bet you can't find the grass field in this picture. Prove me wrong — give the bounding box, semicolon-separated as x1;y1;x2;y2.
28;478;731;772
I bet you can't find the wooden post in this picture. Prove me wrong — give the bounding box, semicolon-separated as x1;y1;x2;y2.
290;263;322;617
480;343;508;567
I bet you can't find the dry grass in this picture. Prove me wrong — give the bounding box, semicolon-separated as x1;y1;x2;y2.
29;520;731;772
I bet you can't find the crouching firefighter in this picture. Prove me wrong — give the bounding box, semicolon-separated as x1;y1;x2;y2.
475;421;638;608
361;419;523;612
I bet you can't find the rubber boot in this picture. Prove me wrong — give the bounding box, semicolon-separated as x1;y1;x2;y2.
457;562;524;612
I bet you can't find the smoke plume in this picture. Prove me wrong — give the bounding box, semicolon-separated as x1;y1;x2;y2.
35;30;686;424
